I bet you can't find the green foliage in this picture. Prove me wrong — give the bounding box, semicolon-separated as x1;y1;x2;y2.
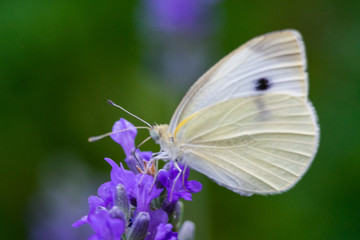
1;0;359;239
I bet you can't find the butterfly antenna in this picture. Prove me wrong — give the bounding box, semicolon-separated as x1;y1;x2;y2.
137;136;152;149
107;100;152;128
88;126;150;142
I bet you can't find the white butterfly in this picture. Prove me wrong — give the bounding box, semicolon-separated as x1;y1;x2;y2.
149;29;319;196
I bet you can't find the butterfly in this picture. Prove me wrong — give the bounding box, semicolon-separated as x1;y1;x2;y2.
149;29;319;196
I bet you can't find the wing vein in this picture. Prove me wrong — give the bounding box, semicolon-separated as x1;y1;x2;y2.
186;100;309;143
247;145;307;167
187;149;261;191
188;149;280;191
230;148;295;182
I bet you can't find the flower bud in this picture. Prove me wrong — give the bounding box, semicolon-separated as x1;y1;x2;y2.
178;221;195;240
114;183;130;221
170;201;183;231
127;211;150;240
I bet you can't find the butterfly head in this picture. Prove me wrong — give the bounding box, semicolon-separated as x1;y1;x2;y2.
150;124;180;161
150;124;170;144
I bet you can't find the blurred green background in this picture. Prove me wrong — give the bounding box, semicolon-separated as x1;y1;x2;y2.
1;0;359;239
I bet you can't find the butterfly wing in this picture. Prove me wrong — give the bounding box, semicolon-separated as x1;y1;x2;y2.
175;94;319;195
169;30;308;134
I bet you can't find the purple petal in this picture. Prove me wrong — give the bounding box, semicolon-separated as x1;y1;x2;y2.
138;150;152;162
146;0;207;33
110;118;137;156
158;169;172;189
145;209;169;240
124;155;141;174
97;182;115;207
72;215;88;228
104;157;120;171
134;174;163;214
154;223;178;240
105;158;137;198
72;196;106;229
107;215;125;239
88;235;102;240
88;196;105;214
124;149;153;174
185;180;202;193
158;162;202;204
88;209;125;240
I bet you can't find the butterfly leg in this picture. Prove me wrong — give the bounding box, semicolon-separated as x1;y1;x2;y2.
132;149;149;186
148;158;160;193
132;149;145;172
148;154;172;193
169;161;183;202
182;164;190;193
135;150;157;186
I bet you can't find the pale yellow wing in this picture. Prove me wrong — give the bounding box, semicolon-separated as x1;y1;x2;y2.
175;94;319;196
169;30;307;134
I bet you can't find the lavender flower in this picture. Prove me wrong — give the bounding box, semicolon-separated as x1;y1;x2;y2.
159;162;202;215
136;0;223;89
154;223;177;240
141;0;220;35
74;118;202;240
72;195;126;240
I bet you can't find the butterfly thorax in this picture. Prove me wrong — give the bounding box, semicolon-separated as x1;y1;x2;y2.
150;124;183;162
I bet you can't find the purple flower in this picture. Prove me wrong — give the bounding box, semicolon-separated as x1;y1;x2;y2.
137;0;223;90
73;196;125;240
145;209;169;240
154;223;178;240
111;118;137;156
134;174;163;214
110;118;152;173
105;157;137;199
87;208;125;240
142;0;220;34
127;211;150;240
159;162;202;214
74;118;201;240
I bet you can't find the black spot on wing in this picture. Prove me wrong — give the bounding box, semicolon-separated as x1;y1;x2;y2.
255;78;271;91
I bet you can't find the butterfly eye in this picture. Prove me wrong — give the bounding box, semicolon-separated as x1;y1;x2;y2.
255;78;271;91
150;129;160;144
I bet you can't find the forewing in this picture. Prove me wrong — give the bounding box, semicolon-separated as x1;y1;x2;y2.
175;94;319;195
169;30;308;134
